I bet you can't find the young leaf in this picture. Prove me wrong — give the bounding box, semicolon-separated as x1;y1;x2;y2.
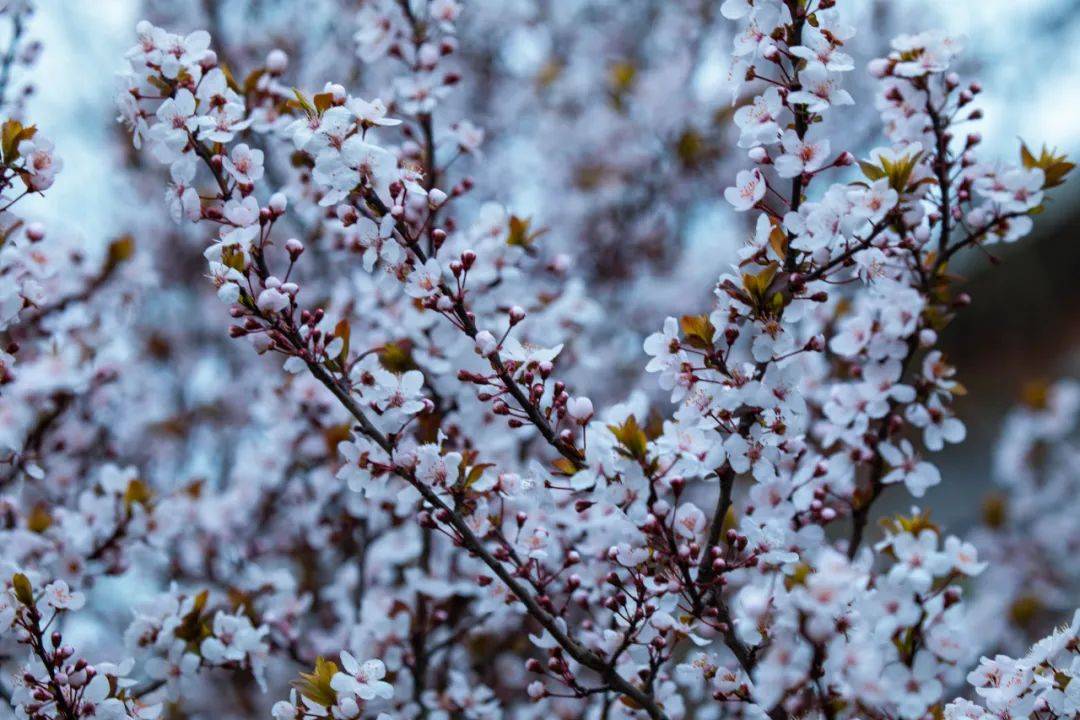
507;215;547;248
333;319;351;365
1019;140;1074;189
12;573;33;606
607;415;648;461
292;657;340;707
679;314;716;350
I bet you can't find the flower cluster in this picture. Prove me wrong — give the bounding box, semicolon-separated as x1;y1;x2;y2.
946;611;1080;720
0;117;63;385
107;0;1079;716
3;574;155;720
124;587;270;699
0;1;1074;719
271;652;393;720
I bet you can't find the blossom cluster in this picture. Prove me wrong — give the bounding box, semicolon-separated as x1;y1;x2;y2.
946;612;1080;720
104;0;1076;717
124;586;271;700
3;574;154;720
0;0;1075;719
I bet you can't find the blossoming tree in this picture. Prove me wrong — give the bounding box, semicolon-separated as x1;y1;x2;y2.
0;0;1077;719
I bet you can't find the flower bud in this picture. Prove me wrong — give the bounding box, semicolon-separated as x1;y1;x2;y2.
474;330;498;356
266;49;288;74
867;58;890;78
268;192;288;214
323;82;346;103
285;237;304;259
566;396;593;423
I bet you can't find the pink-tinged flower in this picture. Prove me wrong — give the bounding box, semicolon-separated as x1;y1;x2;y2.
165;157;200;222
719;0;752;20
44;579;85;610
791;32;855;73
724;168;766;211
733;87;782;148
847;178;897;223
788;64;854;113
347;96;401;127
74;674;129;719
344;137;398;200
379;370;426;415
942;536;987;576
415;444;462;487
905;396;966;451
887;530;947;593
773;129;831;178
330;652;393;701
197;102;252;144
673;502;707;540
207;261;244;304
430;0;462;28
159;29;211;79
151;89;198;152
222;144;264;185
882;652;943;718
879;440;940;497
450;120;485;155
19;137;63;191
404;258;443;299
891;30;963;78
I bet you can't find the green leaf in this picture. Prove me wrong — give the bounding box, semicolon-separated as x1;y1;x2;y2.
291;88;316;118
174;589;211;643
292;657;339;707
242;68;266;96
465;463;495;488
741;262;779;304
123;478;154;511
12;573;33;606
26;504;52;533
607;415;648;462
1;120;37;164
1019;139;1074;189
858;160;886;182
105;235;135;273
378;340;416;373
506;215;548;248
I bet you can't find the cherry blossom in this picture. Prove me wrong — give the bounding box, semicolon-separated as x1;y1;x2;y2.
0;2;1073;720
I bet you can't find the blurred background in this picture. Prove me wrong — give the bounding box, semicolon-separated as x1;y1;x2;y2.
16;0;1080;530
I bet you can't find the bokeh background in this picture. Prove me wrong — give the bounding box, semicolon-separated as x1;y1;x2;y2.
18;0;1080;532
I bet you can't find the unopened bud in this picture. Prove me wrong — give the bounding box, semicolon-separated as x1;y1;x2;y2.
268;192;287;214
285;237;304;259
266;48;288;73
